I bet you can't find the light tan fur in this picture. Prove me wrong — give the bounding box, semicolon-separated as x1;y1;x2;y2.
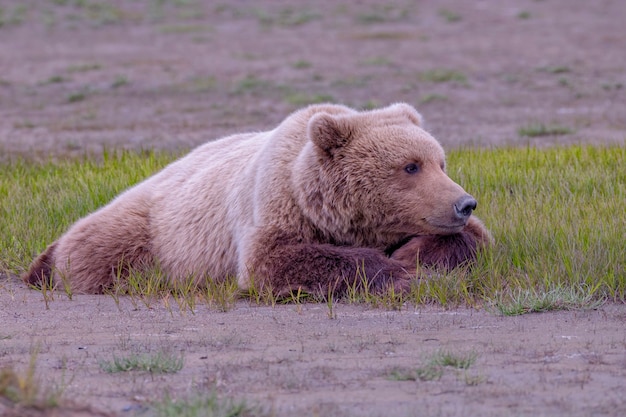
24;103;490;295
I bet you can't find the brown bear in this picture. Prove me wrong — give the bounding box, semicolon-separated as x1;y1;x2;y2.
24;103;491;296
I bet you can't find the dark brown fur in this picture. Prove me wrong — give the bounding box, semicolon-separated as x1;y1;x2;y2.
22;207;155;294
249;228;411;296
23;242;57;288
389;217;491;271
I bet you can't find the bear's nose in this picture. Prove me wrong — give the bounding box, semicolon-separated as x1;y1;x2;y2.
454;195;477;220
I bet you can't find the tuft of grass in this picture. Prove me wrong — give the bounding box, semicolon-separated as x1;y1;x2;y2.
518;123;574;137
420;69;467;84
292;60;312;69
438;8;462;23
492;285;604;316
105;263;238;314
356;12;387;24
409;267;477;308
355;5;409;24
419;93;448;104
360;100;381;110
42;75;68;85
252;7;320;28
201;275;240;312
99;350;184;374
284;92;335;106
389;363;443;382
111;75;128;88
66;87;91;103
0;4;27;27
431;349;478;369
362;57;392;66
389;349;479;382
150;392;267;417
232;75;275;95
0;345;70;409
601;82;623;92
66;63;101;73
325;284;337;319
538;65;571;74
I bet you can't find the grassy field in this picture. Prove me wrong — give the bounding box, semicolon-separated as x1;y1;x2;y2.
1;145;624;313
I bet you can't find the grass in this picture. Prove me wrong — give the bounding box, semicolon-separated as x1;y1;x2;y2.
432;349;478;369
232;75;275;95
1;145;625;312
362;57;393;66
438;8;462;23
389;349;479;383
150;392;267;417
251;7;321;28
41;75;69;85
111;75;128;88
538;65;571;74
355;5;409;24
284;92;335;106
492;285;604;316
0;4;27;27
0;345;69;410
0;150;176;273
420;69;467;84
292;59;312;69
66;63;101;73
518;123;574;137
419;93;448;104
66;87;91;103
99;350;184;374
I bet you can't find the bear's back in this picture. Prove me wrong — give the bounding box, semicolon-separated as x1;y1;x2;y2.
149;131;269;280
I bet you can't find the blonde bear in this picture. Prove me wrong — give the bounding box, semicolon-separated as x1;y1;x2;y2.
25;103;491;295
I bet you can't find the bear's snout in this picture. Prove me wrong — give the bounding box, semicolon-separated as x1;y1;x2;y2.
454;195;477;220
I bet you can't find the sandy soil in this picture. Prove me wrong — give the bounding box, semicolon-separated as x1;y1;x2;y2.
1;0;625;416
1;276;626;417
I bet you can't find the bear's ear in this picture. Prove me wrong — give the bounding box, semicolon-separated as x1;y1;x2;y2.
307;112;355;154
388;103;423;127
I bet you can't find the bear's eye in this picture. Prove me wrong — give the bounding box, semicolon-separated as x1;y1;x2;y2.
404;163;420;174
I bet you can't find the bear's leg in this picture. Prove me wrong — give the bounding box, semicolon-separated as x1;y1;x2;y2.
245;232;412;297
389;216;493;271
23;200;155;294
22;242;58;289
54;216;154;293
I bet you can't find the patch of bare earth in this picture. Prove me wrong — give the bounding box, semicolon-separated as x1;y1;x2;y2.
1;277;625;416
1;0;625;415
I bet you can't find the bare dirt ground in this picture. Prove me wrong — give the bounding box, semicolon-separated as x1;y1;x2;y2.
2;276;626;417
1;0;625;416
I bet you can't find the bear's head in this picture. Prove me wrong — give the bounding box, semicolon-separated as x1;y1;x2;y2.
293;103;477;247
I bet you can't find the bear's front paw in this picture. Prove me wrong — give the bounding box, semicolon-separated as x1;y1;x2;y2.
390;233;480;271
389;236;428;271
